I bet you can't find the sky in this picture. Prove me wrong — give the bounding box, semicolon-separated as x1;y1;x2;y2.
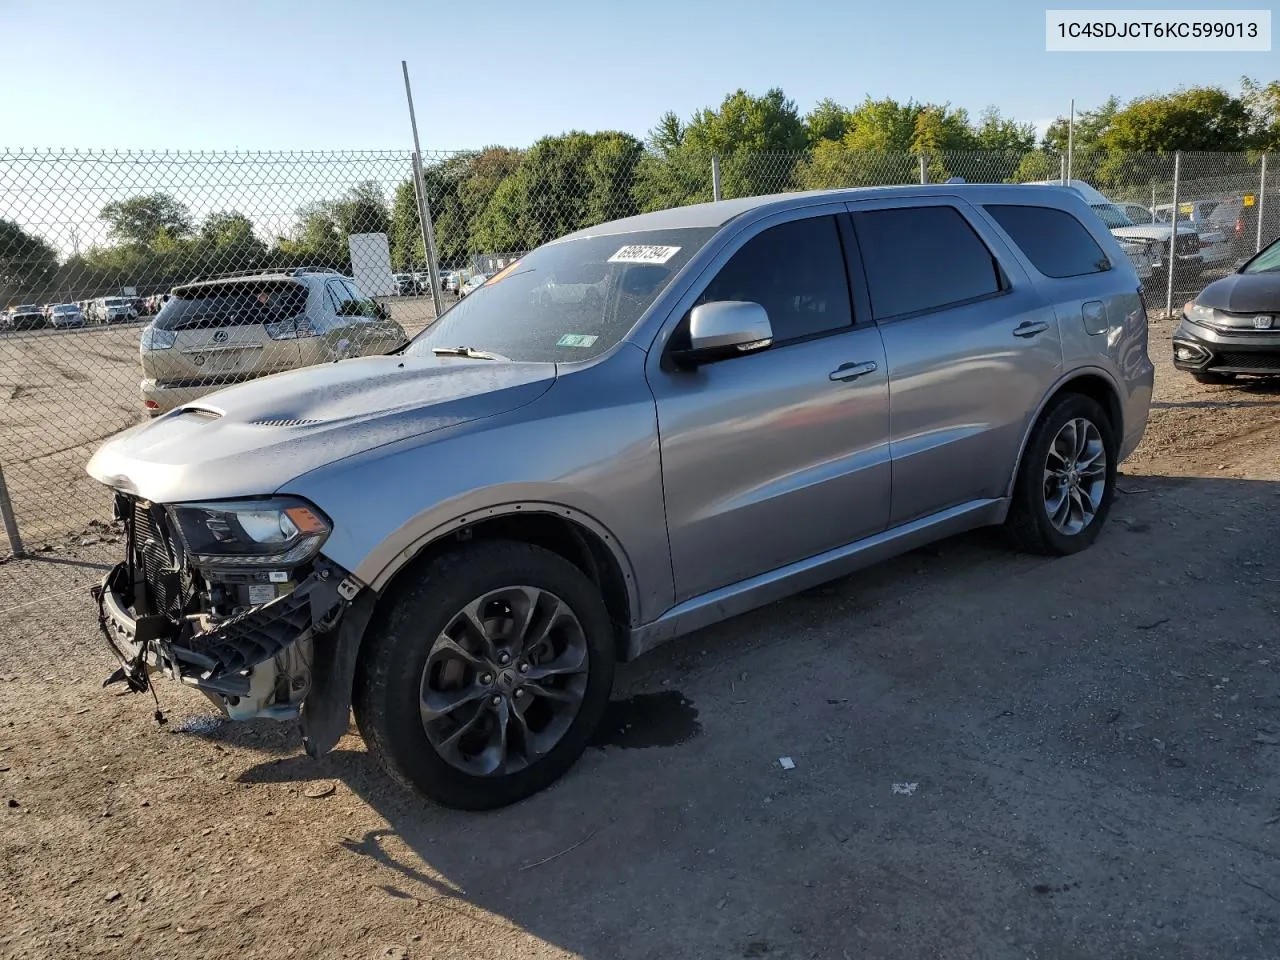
0;0;1268;153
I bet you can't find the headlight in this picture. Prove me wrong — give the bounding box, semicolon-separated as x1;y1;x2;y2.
140;324;176;350
169;498;331;567
1183;302;1219;325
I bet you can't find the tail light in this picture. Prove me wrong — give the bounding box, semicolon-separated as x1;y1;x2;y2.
1236;218;1244;235
264;316;317;339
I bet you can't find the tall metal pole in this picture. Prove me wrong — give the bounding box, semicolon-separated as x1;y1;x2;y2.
1059;154;1066;185
919;153;928;185
1066;98;1075;184
711;154;722;202
0;465;24;558
1165;151;1180;318
1257;153;1268;254
401;61;444;319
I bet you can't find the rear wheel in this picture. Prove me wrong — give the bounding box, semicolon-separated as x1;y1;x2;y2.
353;541;616;810
1006;393;1117;556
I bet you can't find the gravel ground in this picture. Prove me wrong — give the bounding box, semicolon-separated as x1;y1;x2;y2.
1;316;1279;960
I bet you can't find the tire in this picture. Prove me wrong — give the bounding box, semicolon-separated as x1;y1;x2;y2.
1191;370;1237;385
1006;393;1118;556
353;540;616;810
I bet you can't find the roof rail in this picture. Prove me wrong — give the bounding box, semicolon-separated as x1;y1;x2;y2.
187;265;344;283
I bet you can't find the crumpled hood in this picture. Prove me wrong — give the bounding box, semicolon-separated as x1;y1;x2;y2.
87;355;556;503
1195;271;1280;314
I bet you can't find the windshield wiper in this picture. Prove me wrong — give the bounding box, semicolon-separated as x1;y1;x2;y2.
431;346;503;360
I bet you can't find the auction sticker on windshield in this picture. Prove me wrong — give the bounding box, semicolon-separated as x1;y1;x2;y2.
608;245;681;265
557;334;598;348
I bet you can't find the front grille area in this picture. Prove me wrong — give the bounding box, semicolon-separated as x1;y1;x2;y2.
1211;352;1280;372
127;498;195;619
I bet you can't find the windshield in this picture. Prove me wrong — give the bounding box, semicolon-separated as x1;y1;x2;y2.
404;227;718;363
52;304;77;313
1242;237;1280;275
105;298;130;307
1090;204;1135;229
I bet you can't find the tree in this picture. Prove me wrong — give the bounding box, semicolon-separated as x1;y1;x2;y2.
682;88;808;155
327;180;391;237
99;193;192;246
199;211;267;270
647;111;685;157
972;106;1036;152
1041;96;1119;151
1100;86;1252;153
0;219;58;303
678;88;808;198
804;98;851;146
1241;76;1280;150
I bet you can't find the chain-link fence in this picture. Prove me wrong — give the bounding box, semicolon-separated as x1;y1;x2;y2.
2;146;1277;593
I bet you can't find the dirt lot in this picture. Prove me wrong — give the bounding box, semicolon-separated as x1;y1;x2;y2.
2;316;1280;960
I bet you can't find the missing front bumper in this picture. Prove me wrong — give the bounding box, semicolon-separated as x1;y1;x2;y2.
92;558;351;700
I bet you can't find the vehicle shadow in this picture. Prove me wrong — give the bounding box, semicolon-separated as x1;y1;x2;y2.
235;473;1280;960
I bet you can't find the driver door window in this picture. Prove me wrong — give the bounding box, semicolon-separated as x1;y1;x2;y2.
695;215;854;343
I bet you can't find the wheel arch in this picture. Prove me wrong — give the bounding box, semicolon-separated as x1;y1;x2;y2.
366;503;640;663
1006;368;1124;499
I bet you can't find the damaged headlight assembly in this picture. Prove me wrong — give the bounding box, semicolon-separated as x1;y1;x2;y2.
168;498;331;568
93;493;362;724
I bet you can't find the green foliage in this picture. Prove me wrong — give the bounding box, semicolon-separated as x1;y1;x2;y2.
1100;87;1252;152
0;218;59;303
804;99;851;146
98;193;192;245
1242;76;1280;149
647;111;685;157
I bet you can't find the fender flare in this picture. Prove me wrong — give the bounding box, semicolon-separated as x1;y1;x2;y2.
363;500;643;626
1004;366;1125;499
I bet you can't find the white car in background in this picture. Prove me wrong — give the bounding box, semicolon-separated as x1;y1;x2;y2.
458;273;487;298
1152;201;1232;266
1116;238;1157;283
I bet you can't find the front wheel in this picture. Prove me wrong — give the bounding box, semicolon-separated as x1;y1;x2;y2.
353;541;616;810
1006;393;1118;556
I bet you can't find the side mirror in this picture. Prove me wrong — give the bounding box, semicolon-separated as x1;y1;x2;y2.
672;301;773;368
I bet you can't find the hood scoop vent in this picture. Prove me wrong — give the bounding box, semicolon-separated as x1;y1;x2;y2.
249;417;322;427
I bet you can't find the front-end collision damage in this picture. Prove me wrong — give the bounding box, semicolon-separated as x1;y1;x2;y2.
91;492;375;753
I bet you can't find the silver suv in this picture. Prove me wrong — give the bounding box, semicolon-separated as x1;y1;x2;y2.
139;267;407;414
87;185;1153;809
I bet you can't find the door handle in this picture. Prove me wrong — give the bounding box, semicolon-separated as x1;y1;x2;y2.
829;360;878;382
1012;320;1049;338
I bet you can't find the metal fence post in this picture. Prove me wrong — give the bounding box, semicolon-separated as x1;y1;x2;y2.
1066;98;1075;184
919;154;928;185
1258;153;1268;254
401;61;444;319
1165;151;1180;318
0;464;24;559
711;154;722;202
1060;154;1066;185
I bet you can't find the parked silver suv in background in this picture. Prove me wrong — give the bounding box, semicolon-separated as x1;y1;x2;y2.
87;185;1153;809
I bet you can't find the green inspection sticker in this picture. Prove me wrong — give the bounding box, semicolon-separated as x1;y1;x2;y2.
557;334;599;348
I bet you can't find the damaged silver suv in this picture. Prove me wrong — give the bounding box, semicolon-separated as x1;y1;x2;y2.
88;185;1153;809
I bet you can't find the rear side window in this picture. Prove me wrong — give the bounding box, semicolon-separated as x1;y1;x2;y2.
985;204;1111;279
851;206;1002;320
155;281;308;331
